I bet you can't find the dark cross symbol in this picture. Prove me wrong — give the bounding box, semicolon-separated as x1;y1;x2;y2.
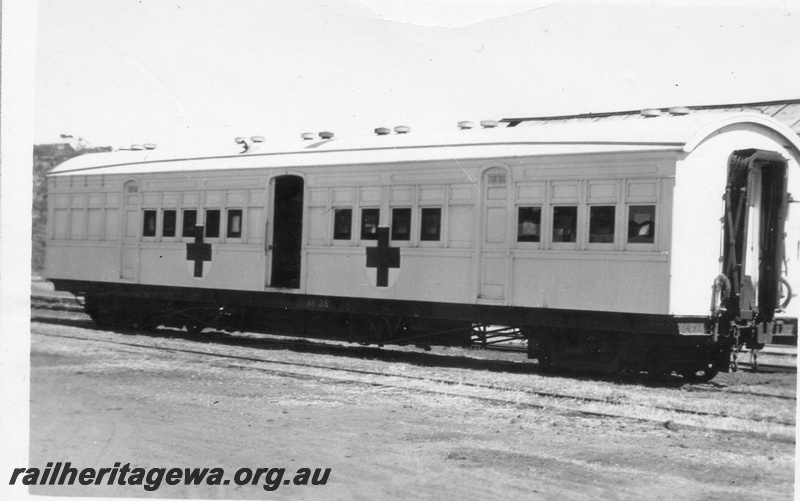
186;225;212;278
366;227;400;287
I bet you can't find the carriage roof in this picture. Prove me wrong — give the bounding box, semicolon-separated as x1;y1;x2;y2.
49;112;800;177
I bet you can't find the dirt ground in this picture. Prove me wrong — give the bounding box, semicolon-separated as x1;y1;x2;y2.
25;317;796;500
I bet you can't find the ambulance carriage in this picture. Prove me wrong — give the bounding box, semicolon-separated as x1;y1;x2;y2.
45;111;799;381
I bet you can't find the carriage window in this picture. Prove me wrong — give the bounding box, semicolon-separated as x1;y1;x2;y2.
420;208;442;241
361;208;380;240
205;209;221;238
162;210;177;237
143;210;157;237
182;210;197;237
391;208;411;241
227;209;243;238
552;206;577;243
589;206;615;243
517;207;541;242
628;205;655;244
333;208;352;240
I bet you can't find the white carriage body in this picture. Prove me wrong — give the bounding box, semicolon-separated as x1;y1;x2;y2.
45;112;800;326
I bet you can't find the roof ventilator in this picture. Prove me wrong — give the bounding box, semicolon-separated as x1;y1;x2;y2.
235;136;264;153
319;131;334;139
301;132;316;140
480;120;499;128
458;121;475;130
640;108;661;118
668;106;691;116
375;127;391;136
395;126;410;134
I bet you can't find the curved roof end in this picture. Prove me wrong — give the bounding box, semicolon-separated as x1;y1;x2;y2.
683;113;800;156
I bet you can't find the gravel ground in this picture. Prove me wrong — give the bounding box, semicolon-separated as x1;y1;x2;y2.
25;313;796;500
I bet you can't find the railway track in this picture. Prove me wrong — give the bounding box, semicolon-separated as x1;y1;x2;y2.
31;294;85;312
31;307;797;441
31;310;797;404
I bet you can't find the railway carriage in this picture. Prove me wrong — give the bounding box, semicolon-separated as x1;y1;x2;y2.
45;111;799;380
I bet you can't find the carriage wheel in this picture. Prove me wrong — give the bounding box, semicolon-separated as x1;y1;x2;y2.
537;353;554;371
129;318;158;331
533;330;560;372
88;308;118;329
680;363;719;383
185;323;205;335
536;343;559;372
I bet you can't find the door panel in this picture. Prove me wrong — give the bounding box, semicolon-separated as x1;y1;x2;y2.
120;182;140;281
479;168;510;301
121;245;138;280
480;254;506;299
485;207;507;243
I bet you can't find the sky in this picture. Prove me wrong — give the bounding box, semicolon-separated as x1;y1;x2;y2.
32;0;800;152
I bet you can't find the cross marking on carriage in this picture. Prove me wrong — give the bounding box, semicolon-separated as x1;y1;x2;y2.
366;227;400;287
186;226;212;278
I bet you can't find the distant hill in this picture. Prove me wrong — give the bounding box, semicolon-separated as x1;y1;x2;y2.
32;143;112;274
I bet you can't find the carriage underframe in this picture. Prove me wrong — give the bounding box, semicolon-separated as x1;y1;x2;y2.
53;278;769;382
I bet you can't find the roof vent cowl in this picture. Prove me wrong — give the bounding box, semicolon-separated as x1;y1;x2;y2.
668;106;691;116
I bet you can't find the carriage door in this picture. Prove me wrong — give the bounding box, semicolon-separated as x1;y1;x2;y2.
723;149;788;326
268;175;304;288
478;168;510;302
120;180;141;281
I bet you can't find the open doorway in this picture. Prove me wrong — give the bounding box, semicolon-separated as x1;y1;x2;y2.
270;175;304;288
723;149;788;323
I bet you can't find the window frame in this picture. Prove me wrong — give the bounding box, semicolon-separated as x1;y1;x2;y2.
516;206;542;246
161;209;178;239
625;204;657;250
332;207;353;243
205;209;221;240
587;204;616;250
390;207;412;243
419;207;442;243
181;209;198;239
226;208;244;239
550;205;578;249
142;209;158;239
360;207;380;241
